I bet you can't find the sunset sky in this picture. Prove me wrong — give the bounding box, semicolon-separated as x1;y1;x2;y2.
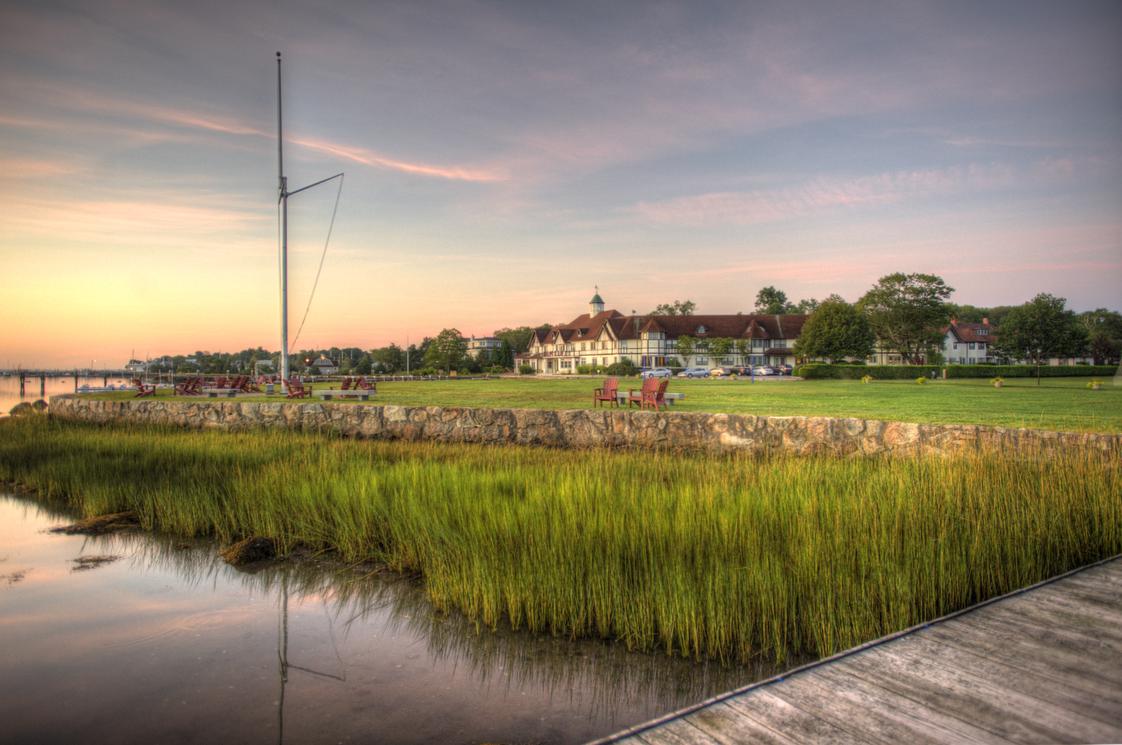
1;0;1119;368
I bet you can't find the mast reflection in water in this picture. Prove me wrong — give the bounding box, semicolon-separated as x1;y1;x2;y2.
0;494;800;744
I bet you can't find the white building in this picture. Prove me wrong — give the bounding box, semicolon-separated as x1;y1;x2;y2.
465;337;503;359
942;318;997;364
519;291;805;373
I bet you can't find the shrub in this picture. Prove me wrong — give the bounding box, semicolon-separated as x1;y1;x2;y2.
944;364;1114;379
915;376;928;385
605;359;639;377
861;375;874;384
518;364;536;375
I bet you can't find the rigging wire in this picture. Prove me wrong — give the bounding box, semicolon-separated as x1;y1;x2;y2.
289;172;344;352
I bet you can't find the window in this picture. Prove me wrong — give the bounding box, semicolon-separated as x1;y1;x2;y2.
697;325;707;334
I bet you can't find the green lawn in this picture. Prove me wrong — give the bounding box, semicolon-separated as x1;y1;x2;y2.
91;375;1122;433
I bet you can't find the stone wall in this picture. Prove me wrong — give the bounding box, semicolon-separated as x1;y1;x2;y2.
47;395;1121;457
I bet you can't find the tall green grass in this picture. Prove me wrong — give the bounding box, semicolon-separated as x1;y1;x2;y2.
1;417;1118;664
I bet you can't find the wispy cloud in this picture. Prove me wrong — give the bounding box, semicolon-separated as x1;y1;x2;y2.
632;162;1066;227
8;79;502;183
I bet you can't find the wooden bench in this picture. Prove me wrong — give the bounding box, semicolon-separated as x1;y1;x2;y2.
316;390;373;402
201;388;239;398
616;391;684;406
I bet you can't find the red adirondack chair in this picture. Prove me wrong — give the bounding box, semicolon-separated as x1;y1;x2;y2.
285;378;312;399
132;378;155;397
340;377;353;391
644;379;670;410
175;376;202;395
627;377;659;408
593;377;619;407
355;377;374;391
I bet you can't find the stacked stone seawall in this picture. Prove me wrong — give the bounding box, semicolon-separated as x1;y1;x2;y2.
47;396;1121;457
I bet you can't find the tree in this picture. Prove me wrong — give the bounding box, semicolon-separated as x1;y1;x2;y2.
754;286;790;314
423;328;468;373
492;325;549;354
1080;308;1122;365
652;299;696;316
792;297;819;314
857;273;954;364
675;335;696;364
495;339;516;370
993;294;1088;365
794;295;876;363
709;337;733;364
370;344;405;373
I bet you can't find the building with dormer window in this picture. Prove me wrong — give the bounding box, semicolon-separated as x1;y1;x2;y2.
518;290;806;373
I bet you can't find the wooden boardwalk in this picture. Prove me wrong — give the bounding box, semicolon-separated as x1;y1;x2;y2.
597;557;1122;744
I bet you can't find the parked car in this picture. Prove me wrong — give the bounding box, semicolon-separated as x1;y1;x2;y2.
677;367;710;378
709;367;731;378
777;364;794;375
753;365;776;376
641;367;673;379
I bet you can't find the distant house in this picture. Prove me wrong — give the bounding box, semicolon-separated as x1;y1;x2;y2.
124;359;147;373
309;355;339;376
517;291;805;373
943;318;997;364
465;337;502;359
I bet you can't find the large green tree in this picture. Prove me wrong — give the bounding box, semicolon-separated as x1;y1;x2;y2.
652;299;696;316
857;273;954;364
1080;308;1122;365
423;329;468;373
492;325;550;354
794;295;876;363
709;337;733;364
370;344;405;373
993;294;1088;365
754;286;789;314
675;335;696;364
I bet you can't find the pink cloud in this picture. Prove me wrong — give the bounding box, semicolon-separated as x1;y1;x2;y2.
633;162;1047;227
9;79;502;183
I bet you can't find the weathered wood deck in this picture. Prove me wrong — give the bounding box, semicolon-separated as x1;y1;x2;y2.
597;557;1122;744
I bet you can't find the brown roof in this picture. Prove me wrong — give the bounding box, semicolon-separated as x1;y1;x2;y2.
540;311;806;343
946;320;997;344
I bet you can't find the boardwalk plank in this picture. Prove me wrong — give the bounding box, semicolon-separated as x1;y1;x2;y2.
721;689;868;745
687;700;801;745
924;618;1122;697
1029;584;1122;624
846;642;1112;743
810;665;1011;744
964;606;1122;672
634;719;715;745
901;634;1122;727
782;667;999;744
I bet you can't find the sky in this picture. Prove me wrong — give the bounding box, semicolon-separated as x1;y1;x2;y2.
1;0;1120;368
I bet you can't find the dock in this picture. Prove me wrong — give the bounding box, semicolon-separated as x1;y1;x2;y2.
597;557;1122;744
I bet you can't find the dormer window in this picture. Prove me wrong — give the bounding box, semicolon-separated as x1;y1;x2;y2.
977;328;988;336
697;325;707;334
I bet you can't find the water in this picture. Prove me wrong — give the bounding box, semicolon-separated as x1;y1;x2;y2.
0;374;131;416
0;494;789;744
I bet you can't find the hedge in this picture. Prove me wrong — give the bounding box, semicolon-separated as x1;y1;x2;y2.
796;364;941;380
796;363;1117;380
943;364;1116;379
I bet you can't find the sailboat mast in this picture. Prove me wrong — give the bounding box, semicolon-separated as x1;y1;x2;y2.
277;51;290;387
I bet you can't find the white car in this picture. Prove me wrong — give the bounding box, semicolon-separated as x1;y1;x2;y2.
641;367;673;379
753;365;776;376
677;367;710;378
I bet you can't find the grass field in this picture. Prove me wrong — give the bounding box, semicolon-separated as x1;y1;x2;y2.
92;375;1122;432
2;417;1118;664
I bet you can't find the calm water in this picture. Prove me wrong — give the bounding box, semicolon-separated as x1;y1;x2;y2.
0;374;131;416
0;494;788;744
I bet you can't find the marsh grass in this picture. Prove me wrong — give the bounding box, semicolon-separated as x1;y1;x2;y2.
1;417;1118;664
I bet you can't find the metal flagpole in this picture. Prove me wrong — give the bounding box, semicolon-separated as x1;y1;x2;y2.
277;51;290;390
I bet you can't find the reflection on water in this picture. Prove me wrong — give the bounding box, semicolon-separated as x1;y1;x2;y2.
0;494;797;744
0;374;131;415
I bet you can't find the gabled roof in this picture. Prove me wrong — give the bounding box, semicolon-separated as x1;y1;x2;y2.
945;320;997;344
535;309;807;345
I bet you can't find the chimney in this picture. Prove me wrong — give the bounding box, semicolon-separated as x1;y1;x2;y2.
982;317;989;326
